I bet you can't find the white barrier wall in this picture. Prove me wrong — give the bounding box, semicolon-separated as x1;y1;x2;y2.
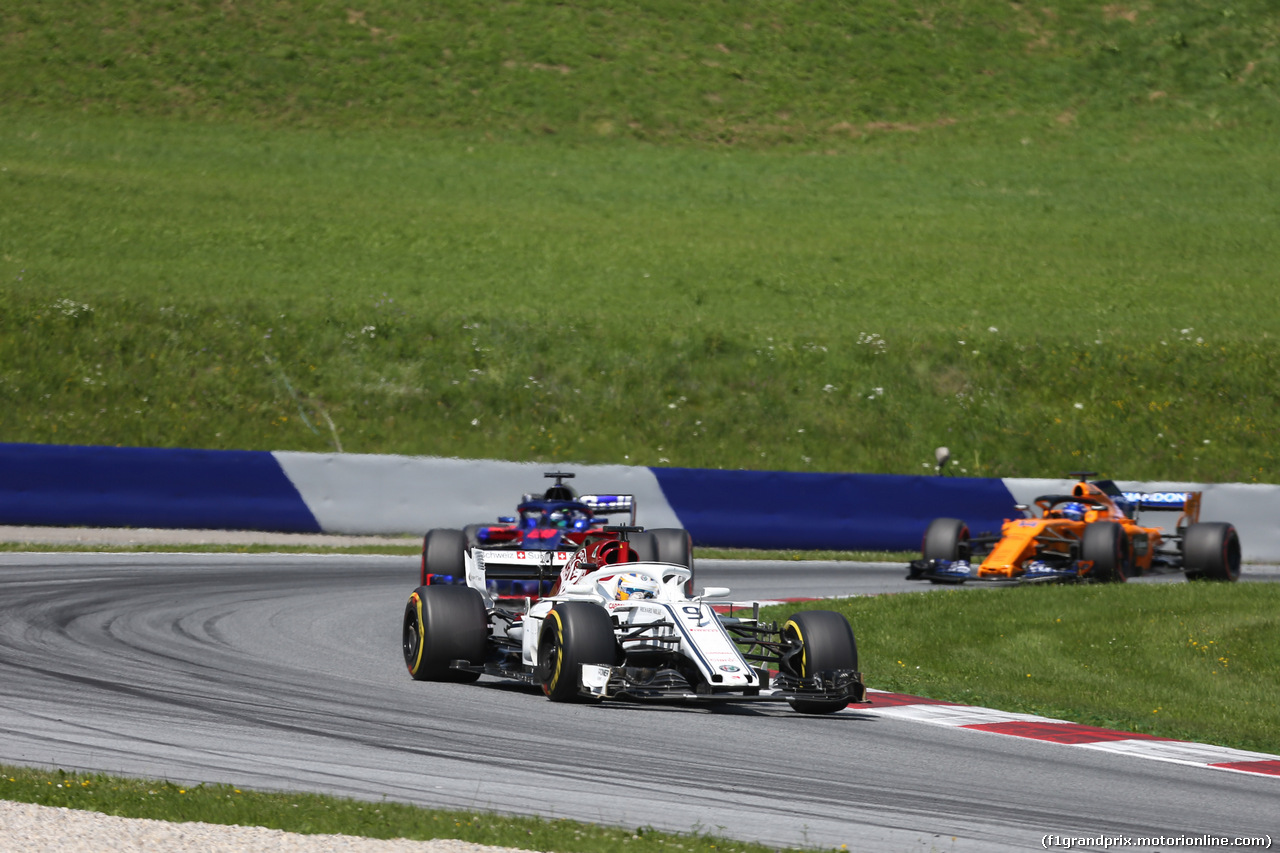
273;452;684;535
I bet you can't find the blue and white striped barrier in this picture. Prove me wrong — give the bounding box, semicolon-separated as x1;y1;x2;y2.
0;443;320;533
1;442;1276;558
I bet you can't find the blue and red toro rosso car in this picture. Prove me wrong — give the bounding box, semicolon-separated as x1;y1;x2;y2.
421;472;694;600
467;472;636;555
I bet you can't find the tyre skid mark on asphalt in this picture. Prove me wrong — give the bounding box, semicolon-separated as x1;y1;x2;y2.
862;689;1280;778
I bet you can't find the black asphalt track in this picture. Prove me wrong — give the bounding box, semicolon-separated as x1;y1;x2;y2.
0;554;1275;851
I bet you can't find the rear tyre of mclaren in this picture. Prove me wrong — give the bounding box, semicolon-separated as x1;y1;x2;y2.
781;610;859;715
420;528;467;586
402;584;488;682
1081;522;1130;582
1183;522;1241;582
536;601;618;702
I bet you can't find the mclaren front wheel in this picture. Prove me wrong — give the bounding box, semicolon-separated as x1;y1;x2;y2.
1081;522;1130;583
922;518;970;563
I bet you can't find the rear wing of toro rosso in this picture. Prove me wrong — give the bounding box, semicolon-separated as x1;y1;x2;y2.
581;494;637;525
514;494;637;525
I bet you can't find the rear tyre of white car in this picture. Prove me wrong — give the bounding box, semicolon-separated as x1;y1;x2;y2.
402;585;488;682
1081;521;1129;582
781;611;859;715
421;528;467;585
537;601;618;702
641;528;695;594
1183;522;1241;582
628;531;657;561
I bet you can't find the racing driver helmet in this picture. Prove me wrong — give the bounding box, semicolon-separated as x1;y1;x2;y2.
1059;502;1086;521
616;572;659;601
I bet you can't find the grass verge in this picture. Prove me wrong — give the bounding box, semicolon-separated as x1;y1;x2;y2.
761;581;1280;755
0;766;813;853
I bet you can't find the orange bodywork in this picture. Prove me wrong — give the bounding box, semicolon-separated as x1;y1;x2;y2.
976;480;1200;579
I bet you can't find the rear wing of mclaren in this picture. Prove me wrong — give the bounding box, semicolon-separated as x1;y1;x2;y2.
1122;491;1202;525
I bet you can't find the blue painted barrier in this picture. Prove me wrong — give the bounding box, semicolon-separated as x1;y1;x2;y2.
650;466;1017;551
0;442;320;533
0;442;1017;551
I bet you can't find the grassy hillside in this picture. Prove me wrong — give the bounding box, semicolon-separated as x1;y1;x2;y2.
2;1;1278;479
4;1;1277;140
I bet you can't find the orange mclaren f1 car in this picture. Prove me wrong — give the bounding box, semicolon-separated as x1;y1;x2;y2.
908;472;1241;584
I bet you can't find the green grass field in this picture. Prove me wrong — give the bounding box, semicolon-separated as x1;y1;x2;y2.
3;0;1279;480
3;118;1278;479
4;1;1277;140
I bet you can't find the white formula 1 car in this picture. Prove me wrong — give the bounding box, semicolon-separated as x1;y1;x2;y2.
402;527;866;713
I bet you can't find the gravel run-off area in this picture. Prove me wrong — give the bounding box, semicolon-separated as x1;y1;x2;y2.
0;800;541;853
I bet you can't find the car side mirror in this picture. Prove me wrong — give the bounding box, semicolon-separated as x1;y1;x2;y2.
699;587;731;599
